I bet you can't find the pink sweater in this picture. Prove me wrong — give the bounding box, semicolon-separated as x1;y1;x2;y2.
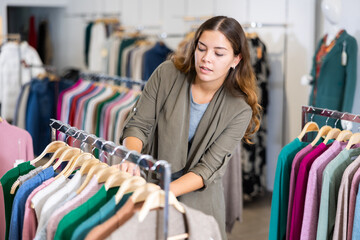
0;119;34;240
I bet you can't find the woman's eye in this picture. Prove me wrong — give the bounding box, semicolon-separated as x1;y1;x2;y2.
215;52;224;57
197;46;205;52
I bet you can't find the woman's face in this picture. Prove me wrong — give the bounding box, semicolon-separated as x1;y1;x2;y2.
194;30;240;85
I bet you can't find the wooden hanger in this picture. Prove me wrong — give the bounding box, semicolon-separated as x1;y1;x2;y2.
10;143;67;194
96;166;119;183
346;133;360;150
131;183;161;204
30;141;67;166
104;171;132;191
336;130;353;142
323;128;341;145
52;147;82;171
138;189;186;222
297;121;319;141
76;162;108;194
0;116;3;123
54;152;94;180
115;176;147;204
310;125;332;146
40;145;71;169
63;153;95;178
54;152;82;180
79;158;100;176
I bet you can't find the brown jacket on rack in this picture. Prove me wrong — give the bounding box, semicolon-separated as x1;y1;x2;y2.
120;60;252;239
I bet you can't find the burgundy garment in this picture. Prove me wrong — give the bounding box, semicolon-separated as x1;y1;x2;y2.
28;16;37;49
68;84;96;127
289;143;330;240
286;144;316;240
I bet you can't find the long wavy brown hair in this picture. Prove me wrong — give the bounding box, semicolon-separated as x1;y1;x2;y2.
172;16;261;144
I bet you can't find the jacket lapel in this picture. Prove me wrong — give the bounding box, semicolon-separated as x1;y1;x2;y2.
322;30;347;66
186;85;226;170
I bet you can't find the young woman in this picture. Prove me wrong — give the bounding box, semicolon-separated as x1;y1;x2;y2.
119;16;261;239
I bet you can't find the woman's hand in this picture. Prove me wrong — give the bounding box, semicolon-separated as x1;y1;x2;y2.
114;160;140;176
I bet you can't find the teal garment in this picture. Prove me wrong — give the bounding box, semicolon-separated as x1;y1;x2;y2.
81;87;106;129
54;186;119;240
112;96;140;141
316;147;360;240
116;38;138;76
95;92;120;136
71;192;132;240
0;161;35;240
309;30;358;128
84;22;94;67
269;138;308;240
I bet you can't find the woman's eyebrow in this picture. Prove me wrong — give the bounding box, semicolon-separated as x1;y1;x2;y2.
198;41;228;50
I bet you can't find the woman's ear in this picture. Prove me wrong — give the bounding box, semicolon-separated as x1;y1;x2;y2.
233;55;242;68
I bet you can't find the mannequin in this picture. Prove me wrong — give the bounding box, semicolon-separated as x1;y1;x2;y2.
301;0;357;130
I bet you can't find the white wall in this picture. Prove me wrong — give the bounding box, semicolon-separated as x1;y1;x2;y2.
1;0;318;191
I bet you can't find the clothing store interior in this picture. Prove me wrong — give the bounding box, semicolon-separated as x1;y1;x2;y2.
1;0;360;239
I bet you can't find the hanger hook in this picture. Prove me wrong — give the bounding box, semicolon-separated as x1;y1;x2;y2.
89;134;100;153
119;150;138;169
64;127;73;142
325;117;330;126
110;145;127;156
132;154;153;175
151;160;167;171
353;115;358;121
99;140;114;163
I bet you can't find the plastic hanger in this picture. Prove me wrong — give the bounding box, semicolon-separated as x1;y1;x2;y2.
323;128;341;145
336;130;353;142
115;176;147;204
76;162;108;194
346;133;360;150
138;189;186;222
310;125;332;146
297;121;319;141
30;141;67;166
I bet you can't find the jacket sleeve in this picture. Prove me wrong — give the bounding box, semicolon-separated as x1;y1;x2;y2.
189;105;252;190
342;36;358;113
119;63;161;147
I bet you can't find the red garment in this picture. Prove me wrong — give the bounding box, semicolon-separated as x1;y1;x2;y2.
28;16;37;49
68;84;96;127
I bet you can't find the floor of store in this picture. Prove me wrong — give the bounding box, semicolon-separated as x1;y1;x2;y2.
227;192;272;240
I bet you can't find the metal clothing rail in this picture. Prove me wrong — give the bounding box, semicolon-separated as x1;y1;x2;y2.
49;118;171;239
80;72;146;86
242;22;288;28
301;105;360;128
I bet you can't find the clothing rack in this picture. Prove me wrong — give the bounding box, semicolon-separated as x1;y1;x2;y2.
301;105;360;129
49;118;171;239
0;33;21;42
242;22;288;28
80;72;146;86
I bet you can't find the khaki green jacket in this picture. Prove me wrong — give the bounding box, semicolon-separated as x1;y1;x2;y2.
120;60;252;239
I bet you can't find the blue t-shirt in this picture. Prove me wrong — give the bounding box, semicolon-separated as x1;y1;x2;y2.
188;90;209;142
8;167;55;240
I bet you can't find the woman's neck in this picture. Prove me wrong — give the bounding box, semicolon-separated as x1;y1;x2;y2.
192;77;223;104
